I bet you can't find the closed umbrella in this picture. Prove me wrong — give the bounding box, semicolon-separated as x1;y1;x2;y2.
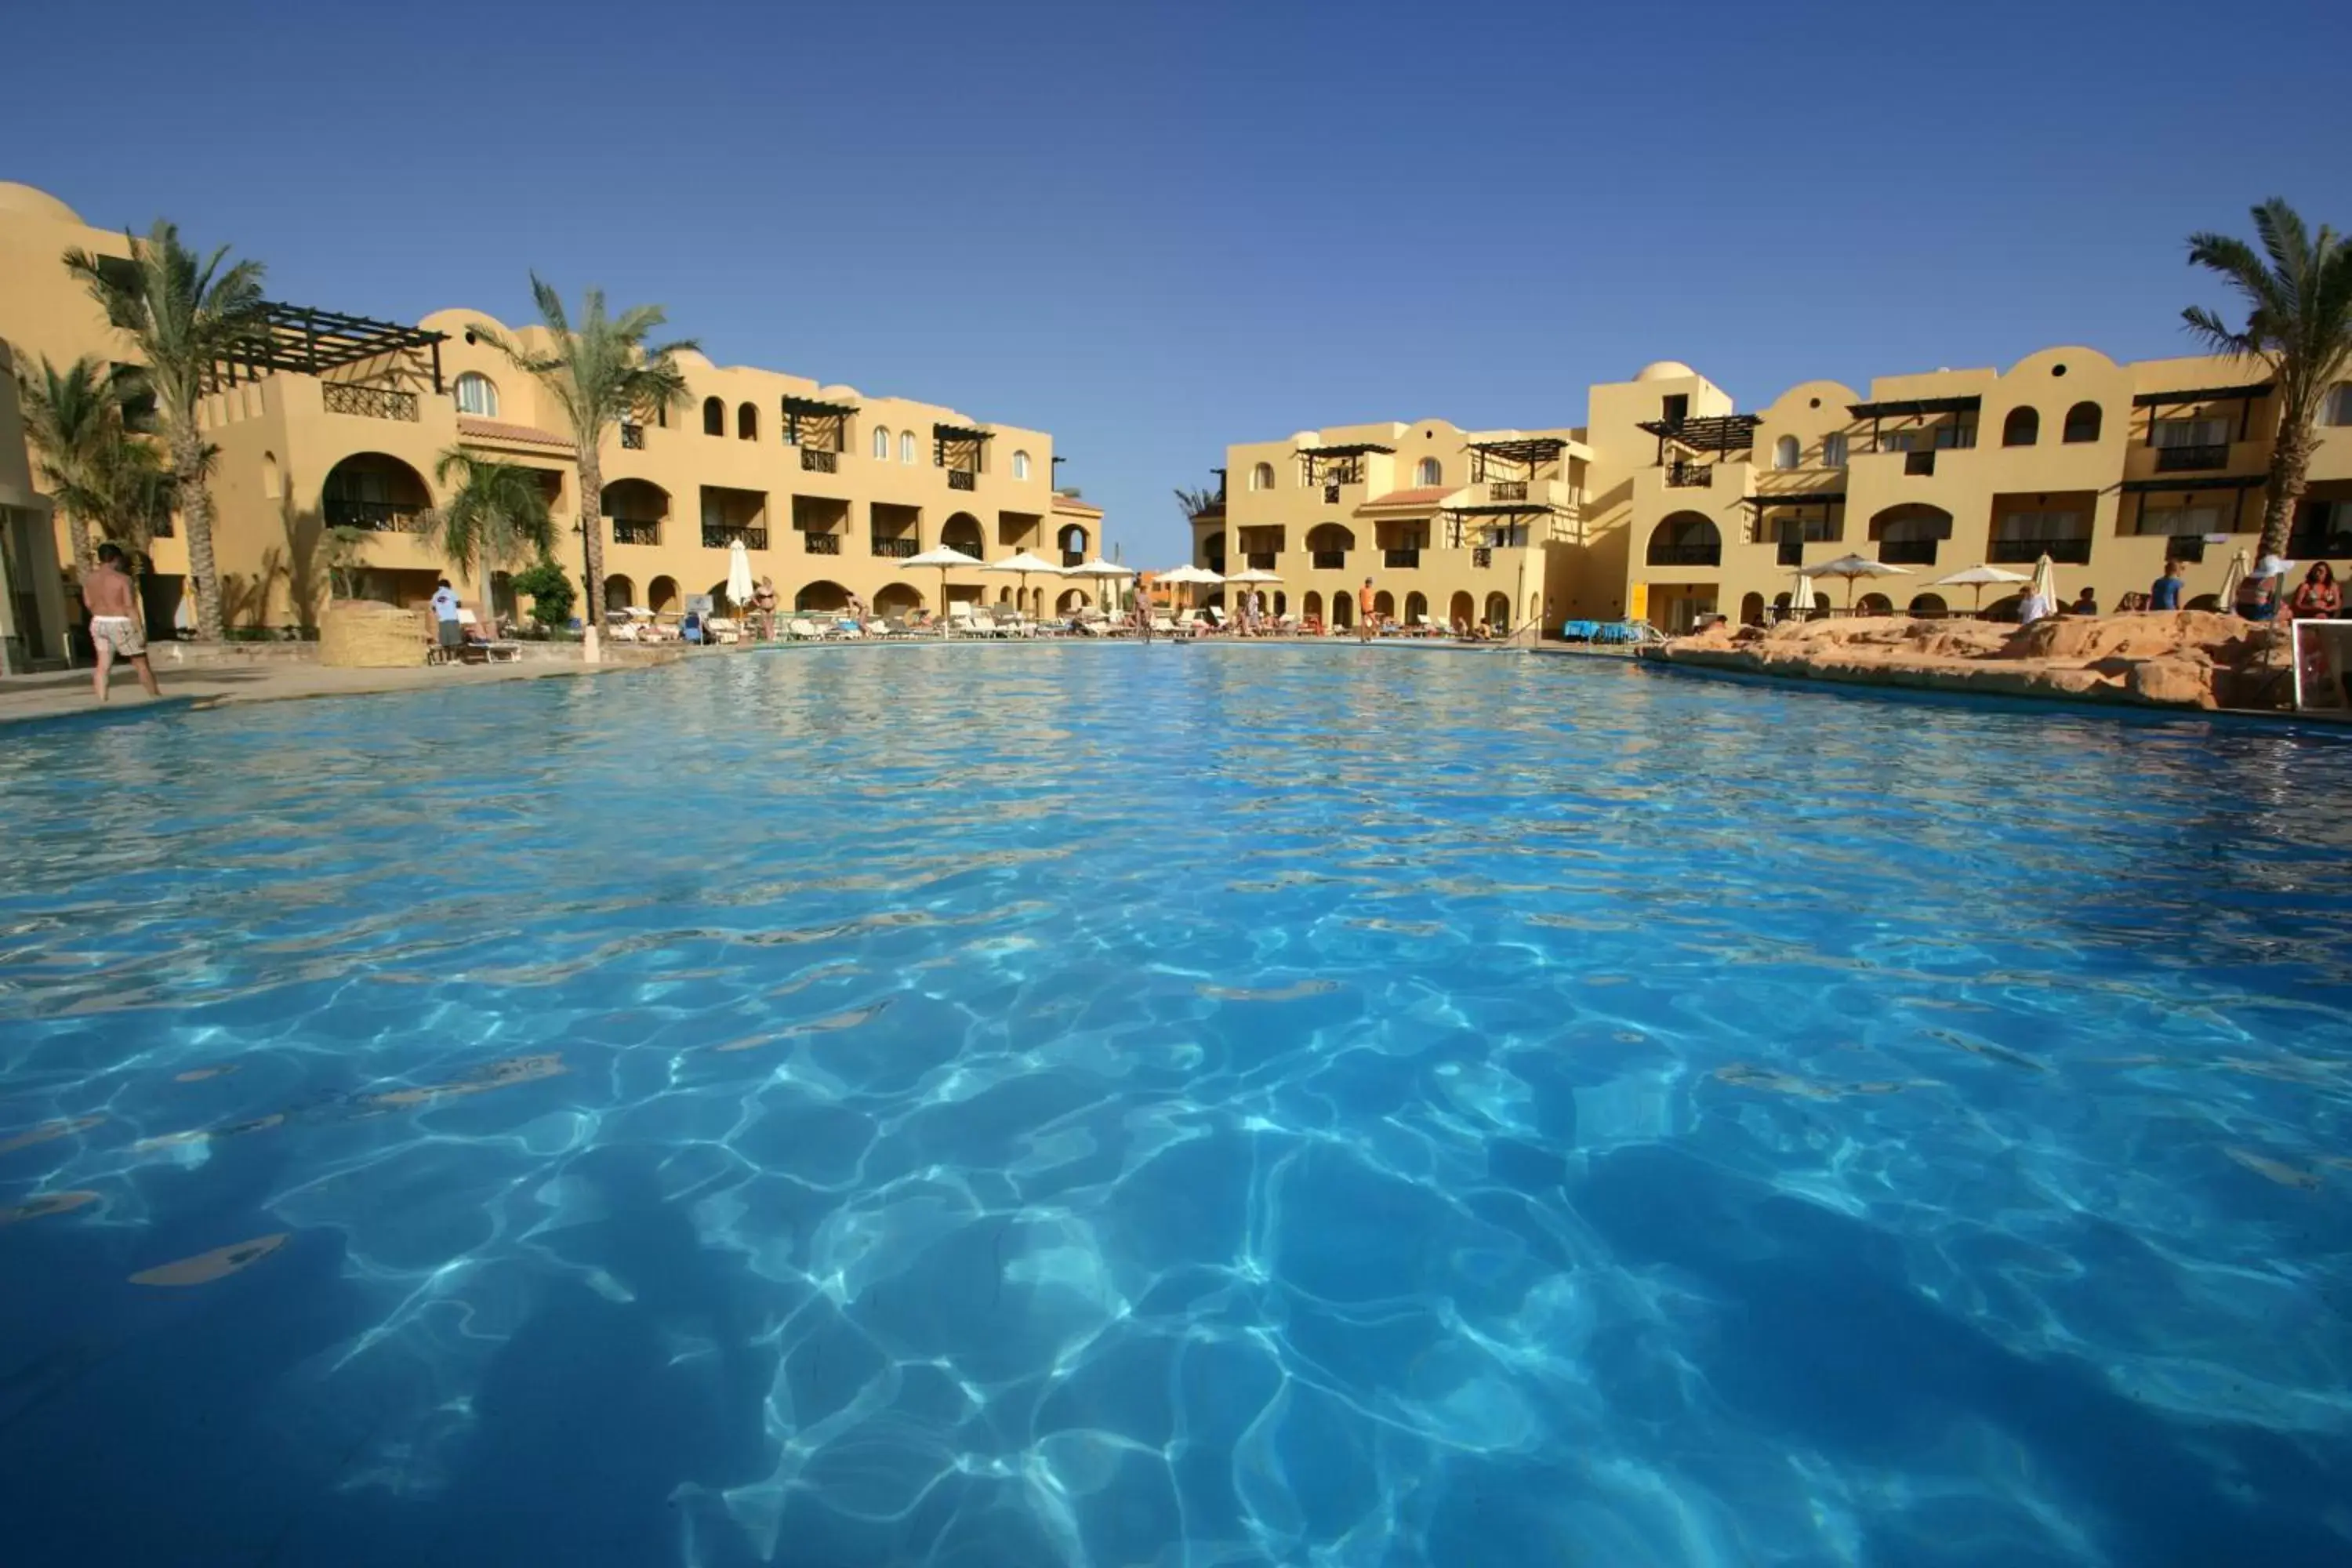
981;550;1064;623
1798;552;1912;612
724;540;756;612
2025;553;2060;622
1930;563;2032;612
901;544;983;635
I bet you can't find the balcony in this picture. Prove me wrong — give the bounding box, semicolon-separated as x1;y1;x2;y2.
2166;535;2209;563
1904;451;1936;477
1989;537;2091;565
325;498;430;532
801;448;838;474
802;531;840;555
1878;539;1940;565
1777;539;1802;567
619;424;645;450
1666;461;1712;488
1246;551;1276;571
322;383;419;422
1490;480;1528;502
1312;550;1346;570
948;470;976;491
1647;543;1722;568
702;524;770;550
1384;548;1421;568
611;520;659;546
871;535;916;558
1062;550;1085;568
2154;443;2230;473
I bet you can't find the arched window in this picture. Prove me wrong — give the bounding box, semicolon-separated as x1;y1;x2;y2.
2002;407;2040;447
1250;462;1275;491
1416;457;1443;486
453;372;499;418
1646;514;1722;567
1773;434;1799;470
2328;384;2352;426
702;397;724;436
737;402;758;441
1821;432;1848;467
1012;450;1032;481
2062;401;2102;443
901;431;916;465
872;425;891;459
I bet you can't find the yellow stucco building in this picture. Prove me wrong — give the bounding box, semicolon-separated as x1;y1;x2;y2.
1203;357;2352;636
0;181;1109;634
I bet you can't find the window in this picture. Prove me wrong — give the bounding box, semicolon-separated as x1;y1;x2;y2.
873;425;891;459
2136;502;2225;537
901;431;916;465
2329;384;2352;426
1250;462;1276;490
1933;421;1976;450
1879;428;1914;454
1012;450;1032;481
737;402;758;441
1773;435;1799;470
2062;401;2102;443
2002;407;2039;447
453;372;499;418
2154;417;2230;449
702;397;724;436
1821;432;1847;467
1994;509;2085;542
1416;456;1443;486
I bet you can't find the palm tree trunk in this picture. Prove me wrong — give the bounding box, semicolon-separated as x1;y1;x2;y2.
171;423;225;641
577;444;605;662
2259;414;2313;562
64;509;93;579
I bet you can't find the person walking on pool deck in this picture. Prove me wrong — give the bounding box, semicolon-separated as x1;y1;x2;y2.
430;578;463;657
1357;577;1375;642
81;543;160;702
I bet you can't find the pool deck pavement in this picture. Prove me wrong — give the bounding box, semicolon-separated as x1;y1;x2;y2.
0;659;631;729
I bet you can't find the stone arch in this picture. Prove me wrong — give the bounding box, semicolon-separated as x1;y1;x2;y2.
1484;591;1510;628
1908;592;1948;616
1857;592;1894;615
648;574;681;613
2002;407;2040;447
1449;590;1474;627
702;396;725;436
321;452;433;532
1868;503;1953;543
1055;587;1091;612
1404;590;1428;626
1330;593;1354;628
1302;590;1324;624
1373;590;1396;619
2062;401;2103;443
604;575;635;612
940;512;985;557
797;579;851;612
873;582;924;615
1740;591;1766;625
1646;511;1721;566
737;401;758;441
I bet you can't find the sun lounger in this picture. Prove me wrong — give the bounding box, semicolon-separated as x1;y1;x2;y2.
786;617;826;641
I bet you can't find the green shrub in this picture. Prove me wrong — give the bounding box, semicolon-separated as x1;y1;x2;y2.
509;557;575;628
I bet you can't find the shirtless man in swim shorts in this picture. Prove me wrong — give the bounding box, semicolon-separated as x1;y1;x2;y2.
82;543;161;702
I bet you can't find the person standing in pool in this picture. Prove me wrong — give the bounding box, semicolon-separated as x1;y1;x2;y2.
1357;577;1375;642
81;543;160;702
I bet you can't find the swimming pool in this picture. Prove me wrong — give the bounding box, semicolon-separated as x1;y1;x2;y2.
2;645;2349;1566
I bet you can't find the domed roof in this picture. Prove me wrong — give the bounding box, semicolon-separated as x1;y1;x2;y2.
1635;360;1697;383
0;183;85;226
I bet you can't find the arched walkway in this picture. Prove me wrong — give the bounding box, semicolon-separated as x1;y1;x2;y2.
604;575;636;612
1646;511;1721;567
1404;590;1428;626
1484;591;1510;629
1908;592;1947;617
1740;591;1766;626
1330;593;1354;629
1857;592;1894;615
1448;590;1474;628
797;579;851;612
1373;590;1396;619
1302;590;1325;626
648;575;681;613
1055;587;1091;613
873;583;924;615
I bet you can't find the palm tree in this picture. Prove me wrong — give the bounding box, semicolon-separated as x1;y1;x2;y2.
2183;198;2352;561
469;278;695;653
431;450;555;627
63;221;267;641
1173;485;1220;521
13;353;140;576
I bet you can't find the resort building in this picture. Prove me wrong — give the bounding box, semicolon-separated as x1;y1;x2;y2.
0;182;1108;633
0;340;70;672
1202;357;2352;635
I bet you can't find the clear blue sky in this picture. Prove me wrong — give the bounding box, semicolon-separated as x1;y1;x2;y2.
14;0;2349;564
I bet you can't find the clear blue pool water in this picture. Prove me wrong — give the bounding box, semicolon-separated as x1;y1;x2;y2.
3;644;2351;1567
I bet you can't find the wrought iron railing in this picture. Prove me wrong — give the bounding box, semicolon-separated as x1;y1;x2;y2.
1878;538;1940;564
323;383;419;422
947;470;976;491
611;520;660;545
1062;550;1085;567
1490;480;1528;502
1646;543;1722;567
2154;443;2229;473
1312;550;1345;569
871;536;917;558
619;424;645;450
702;525;770;550
1904;450;1936;477
801;448;839;473
1988;537;2090;564
325;498;430;532
1666;462;1711;488
1384;548;1421;568
803;532;840;554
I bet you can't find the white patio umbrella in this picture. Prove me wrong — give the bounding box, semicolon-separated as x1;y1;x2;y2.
1930;563;2031;612
1156;562;1224;614
981;550;1064;619
1225;566;1282;626
901;544;984;634
1799;552;1912;612
724;539;756;612
1058;558;1133;613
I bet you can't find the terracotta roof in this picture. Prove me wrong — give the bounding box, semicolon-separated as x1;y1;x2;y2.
1051;493;1104;517
457;416;575;450
1358;485;1452;510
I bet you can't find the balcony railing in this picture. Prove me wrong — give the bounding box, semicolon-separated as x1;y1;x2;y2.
325;498;430;532
1878;538;1940;565
1646;543;1722;567
1490;480;1528;502
1666;461;1711;488
2154;443;2229;473
611;520;660;546
1989;537;2091;564
1904;450;1936;477
1312;550;1346;570
947;470;976;491
2165;535;2209;563
802;531;840;554
801;448;838;474
619;424;645;450
323;383;419;422
871;535;917;558
1062;550;1085;568
1384;547;1421;568
1247;551;1276;571
702;525;770;550
1777;539;1803;566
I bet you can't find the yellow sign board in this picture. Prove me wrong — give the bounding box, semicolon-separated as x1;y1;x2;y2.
1627;583;1648;623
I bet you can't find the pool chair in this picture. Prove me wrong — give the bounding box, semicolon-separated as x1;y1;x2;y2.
785;617;828;641
949;603;980;635
455;608;523;663
705;615;741;645
831;617;866;639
